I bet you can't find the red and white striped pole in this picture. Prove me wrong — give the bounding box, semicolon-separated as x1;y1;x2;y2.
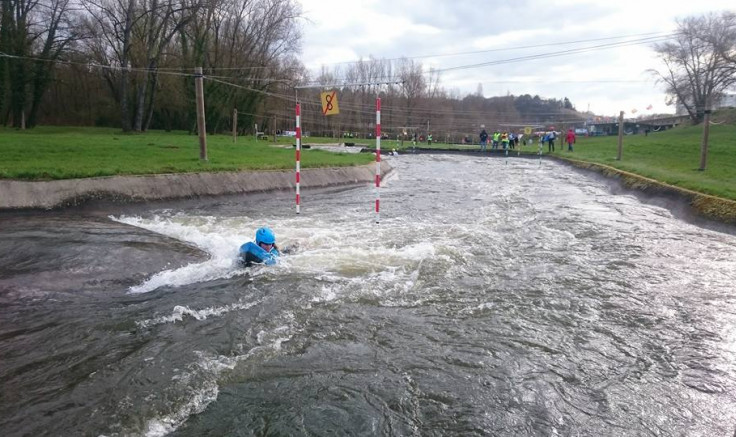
375;97;381;223
295;102;301;214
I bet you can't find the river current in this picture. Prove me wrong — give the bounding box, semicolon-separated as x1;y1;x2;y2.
1;154;735;436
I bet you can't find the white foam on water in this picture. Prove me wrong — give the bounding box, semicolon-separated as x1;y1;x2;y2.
114;210;444;295
137;299;263;328
107;161;514;435
112;214;268;293
141;324;296;437
143;352;237;437
280;240;437;277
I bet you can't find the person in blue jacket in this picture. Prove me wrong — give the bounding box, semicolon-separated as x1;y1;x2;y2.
239;227;280;266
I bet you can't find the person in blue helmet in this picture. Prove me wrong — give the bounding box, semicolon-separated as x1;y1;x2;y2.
239;227;280;266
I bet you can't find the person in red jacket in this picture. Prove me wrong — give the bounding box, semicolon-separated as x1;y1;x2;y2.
566;129;576;152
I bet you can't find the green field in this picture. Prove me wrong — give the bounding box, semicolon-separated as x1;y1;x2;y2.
0;126;373;180
2;123;735;202
542;123;736;201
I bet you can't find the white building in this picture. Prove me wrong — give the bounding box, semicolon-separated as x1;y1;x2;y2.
675;93;736;115
718;93;736;108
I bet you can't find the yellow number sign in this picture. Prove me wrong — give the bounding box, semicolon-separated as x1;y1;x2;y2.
320;90;340;116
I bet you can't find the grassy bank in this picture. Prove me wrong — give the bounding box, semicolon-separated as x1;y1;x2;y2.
3;123;735;204
546;123;736;201
0;126;373;180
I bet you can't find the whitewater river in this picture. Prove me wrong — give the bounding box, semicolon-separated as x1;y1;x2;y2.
1;154;735;436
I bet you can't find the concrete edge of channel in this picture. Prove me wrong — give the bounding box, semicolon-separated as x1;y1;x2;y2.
0;161;393;210
552;156;736;225
399;147;736;226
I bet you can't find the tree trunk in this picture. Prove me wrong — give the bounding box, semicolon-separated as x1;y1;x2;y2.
119;0;136;132
10;59;27;129
0;0;13;126
27;61;51;128
133;79;147;131
120;68;131;132
144;71;158;131
0;56;6;126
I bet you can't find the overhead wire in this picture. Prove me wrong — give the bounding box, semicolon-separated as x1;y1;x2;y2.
0;29;675;90
432;34;673;73
0;26;681;131
305;30;676;66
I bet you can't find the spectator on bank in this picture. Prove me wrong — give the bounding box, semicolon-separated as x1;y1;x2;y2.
566;129;576;152
547;131;556;152
492;131;500;149
479;128;489;151
545;132;554;152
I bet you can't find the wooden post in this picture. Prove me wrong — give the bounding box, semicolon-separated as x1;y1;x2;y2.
21;109;25;130
699;110;711;171
194;67;207;161
616;111;624;161
232;108;238;143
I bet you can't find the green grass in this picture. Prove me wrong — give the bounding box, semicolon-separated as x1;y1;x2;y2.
0;126;373;180
546;123;736;201
3;124;735;202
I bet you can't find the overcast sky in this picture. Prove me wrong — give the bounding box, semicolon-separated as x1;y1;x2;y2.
297;0;734;116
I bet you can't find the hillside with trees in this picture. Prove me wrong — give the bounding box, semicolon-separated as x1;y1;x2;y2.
1;3;733;138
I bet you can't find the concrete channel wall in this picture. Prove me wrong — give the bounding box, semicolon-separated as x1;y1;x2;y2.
557;157;736;225
0;162;392;210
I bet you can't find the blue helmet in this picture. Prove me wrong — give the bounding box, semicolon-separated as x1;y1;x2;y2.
255;227;275;245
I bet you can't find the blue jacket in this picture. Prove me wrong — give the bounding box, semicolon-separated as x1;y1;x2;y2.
239;242;280;266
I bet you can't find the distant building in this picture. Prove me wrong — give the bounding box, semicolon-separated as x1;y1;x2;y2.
718;93;736;108
676;93;736;115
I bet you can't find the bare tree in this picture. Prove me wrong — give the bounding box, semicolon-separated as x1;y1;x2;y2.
82;0;141;131
650;12;736;124
176;0;302;134
709;11;736;97
27;0;82;127
0;0;79;127
130;0;201;131
396;58;425;128
0;1;10;122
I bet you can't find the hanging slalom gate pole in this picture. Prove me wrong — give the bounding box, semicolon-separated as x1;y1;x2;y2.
295;102;301;214
293;80;399;220
538;140;542;166
375;97;381;223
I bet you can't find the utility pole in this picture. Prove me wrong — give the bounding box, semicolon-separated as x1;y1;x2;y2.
232;108;238;143
699;110;711;171
194;67;207;161
616;111;624;161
